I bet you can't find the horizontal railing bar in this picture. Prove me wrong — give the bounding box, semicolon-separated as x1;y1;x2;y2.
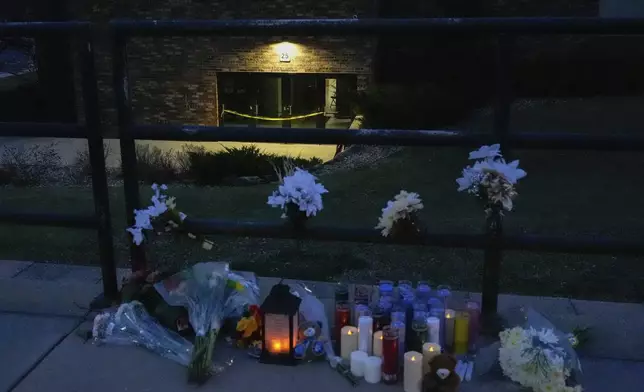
0;211;98;228
184;218;644;256
0;22;91;36
110;17;644;36
0;123;88;139
131;124;644;151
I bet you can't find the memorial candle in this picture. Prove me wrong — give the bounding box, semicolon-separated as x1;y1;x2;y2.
354;304;370;326
391;319;406;366
350;350;368;377
426;316;440;344
373;330;384;358
335;301;351;347
372;307;389;332
466;301;481;350
422;342;441;375
444;309;456;348
340;326;358;360
358;315;374;354
403;351;423;392
454;311;470;355
382;326;399;384
364;356;383;384
410;317;428;352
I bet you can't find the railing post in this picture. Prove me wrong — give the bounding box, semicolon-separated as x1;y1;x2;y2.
112;31;147;272
481;33;515;328
78;33;118;305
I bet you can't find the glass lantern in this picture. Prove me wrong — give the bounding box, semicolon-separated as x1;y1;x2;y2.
260;283;301;365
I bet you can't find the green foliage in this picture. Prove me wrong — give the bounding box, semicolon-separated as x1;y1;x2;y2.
184;144;322;186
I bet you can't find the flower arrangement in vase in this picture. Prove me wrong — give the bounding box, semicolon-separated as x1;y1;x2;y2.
456;144;527;217
375;190;424;240
267;162;328;229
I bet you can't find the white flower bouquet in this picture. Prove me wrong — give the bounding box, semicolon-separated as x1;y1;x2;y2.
476;307;584;392
126;183;213;251
267;167;328;226
456;144;527;215
375;190;424;238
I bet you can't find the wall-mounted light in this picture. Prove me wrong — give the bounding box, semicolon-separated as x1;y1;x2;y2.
273;42;298;63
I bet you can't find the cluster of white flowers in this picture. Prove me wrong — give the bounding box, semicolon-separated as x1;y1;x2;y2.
456;144;527;212
499;326;582;392
267;168;328;218
126;184;186;245
375;190;424;237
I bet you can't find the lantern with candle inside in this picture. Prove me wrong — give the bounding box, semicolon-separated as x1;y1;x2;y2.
259;282;301;365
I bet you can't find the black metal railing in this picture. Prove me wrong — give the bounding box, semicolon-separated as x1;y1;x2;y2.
112;17;644;319
0;22;117;303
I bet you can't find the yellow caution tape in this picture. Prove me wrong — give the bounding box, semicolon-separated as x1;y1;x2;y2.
223;109;324;121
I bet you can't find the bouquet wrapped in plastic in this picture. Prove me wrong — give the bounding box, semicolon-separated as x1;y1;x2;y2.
92;301;195;368
154;262;259;383
476;307;584;392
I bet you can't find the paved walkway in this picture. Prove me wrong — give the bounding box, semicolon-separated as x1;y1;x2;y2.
1;260;643;391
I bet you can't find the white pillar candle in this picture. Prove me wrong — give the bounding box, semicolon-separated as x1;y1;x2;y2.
364;356;383;384
350;350;368;377
403;351;423;392
373;330;383;358
444;309;456;347
426;316;440;344
422;342;441;375
358;316;373;354
341;326;358;361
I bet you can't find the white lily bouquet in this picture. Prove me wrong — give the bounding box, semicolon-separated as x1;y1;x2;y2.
476;307;584;392
375;190;424;238
456;144;527;216
267;166;328;227
126;183;213;250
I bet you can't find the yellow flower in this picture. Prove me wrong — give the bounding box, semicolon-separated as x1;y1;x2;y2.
236;316;259;338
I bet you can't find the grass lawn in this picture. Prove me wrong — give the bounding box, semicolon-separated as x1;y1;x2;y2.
1;97;643;302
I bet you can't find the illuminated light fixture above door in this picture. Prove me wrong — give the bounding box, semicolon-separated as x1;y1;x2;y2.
273;42;298;63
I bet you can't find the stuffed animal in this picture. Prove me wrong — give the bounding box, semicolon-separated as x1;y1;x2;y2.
422;353;461;392
294;321;326;361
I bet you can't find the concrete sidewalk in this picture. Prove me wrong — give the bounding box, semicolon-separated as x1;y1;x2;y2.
1;260;643;392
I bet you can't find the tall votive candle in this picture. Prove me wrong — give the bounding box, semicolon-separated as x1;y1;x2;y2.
454;311;470;355
466;301;481;350
335;302;351;346
382;326;399;384
358;315;374;354
426;316;440;344
444;309;456;348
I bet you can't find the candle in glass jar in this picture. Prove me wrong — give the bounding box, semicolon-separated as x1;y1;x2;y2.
409;317;428;352
403;351;423;392
390;319;405;366
444;309;456;348
358;315;374;354
350;350;368;377
454;311;470;355
466;301;481;349
354;304;370;326
341;326;358;360
382;326;399;384
364;356;383;384
372;307;389;332
335;302;351;346
426;316;440;344
373;330;384;357
422;342;441;375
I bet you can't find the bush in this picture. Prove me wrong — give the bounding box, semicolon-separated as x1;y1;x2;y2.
129;145;182;184
70;143;112;184
184;144;322;186
0;143;63;186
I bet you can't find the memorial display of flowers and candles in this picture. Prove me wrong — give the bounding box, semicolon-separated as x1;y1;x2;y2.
106;158;589;389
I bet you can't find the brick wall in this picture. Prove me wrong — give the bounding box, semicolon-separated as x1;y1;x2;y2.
70;0;377;131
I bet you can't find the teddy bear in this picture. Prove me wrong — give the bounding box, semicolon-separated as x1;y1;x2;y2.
422;353;461;392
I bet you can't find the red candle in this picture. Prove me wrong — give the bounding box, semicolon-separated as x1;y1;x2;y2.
466;301;481;350
382;326;399;384
335;302;351;344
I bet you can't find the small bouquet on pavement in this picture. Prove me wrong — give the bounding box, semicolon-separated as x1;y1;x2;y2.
92;301;196;369
475;307;584;392
154;262;259;384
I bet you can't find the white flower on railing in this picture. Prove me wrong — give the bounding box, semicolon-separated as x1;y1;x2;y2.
375;190;424;237
125;184;211;249
457;144;526;213
267;168;328;220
